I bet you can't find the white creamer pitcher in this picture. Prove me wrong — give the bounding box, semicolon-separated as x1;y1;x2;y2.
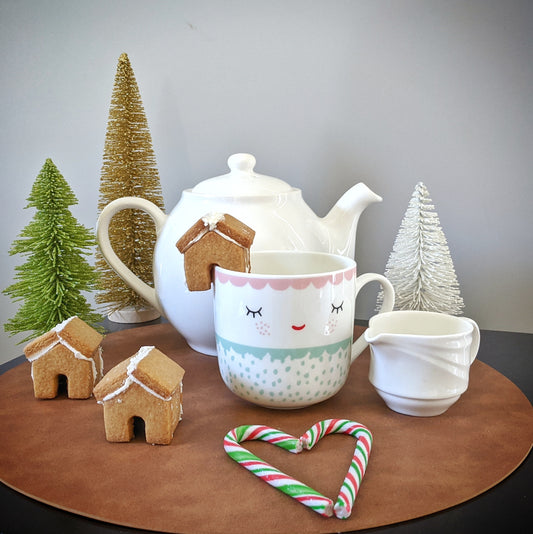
364;311;480;416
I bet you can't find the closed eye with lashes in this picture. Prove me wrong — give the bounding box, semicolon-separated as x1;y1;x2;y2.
331;301;344;314
246;306;263;318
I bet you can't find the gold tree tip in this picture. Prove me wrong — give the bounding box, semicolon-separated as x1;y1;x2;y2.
118;52;129;63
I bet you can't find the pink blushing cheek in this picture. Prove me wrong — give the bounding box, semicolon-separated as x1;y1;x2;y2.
255;320;271;336
326;316;338;334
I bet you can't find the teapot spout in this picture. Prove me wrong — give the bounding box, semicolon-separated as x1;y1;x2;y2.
321;183;382;258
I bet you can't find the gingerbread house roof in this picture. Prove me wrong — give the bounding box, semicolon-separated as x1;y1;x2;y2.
93;346;185;402
24;316;103;363
176;212;255;253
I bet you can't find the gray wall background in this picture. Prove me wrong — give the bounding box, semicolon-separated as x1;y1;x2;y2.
1;0;532;364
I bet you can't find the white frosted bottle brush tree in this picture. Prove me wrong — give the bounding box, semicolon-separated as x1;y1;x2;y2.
377;182;464;315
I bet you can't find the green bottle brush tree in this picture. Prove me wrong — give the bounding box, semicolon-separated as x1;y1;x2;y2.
3;158;102;343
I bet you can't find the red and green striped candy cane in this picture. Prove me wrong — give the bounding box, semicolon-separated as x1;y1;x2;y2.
302;419;372;518
223;418;372;519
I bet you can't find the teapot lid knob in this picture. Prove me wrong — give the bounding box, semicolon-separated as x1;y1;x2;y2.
227;153;256;174
190;152;293;195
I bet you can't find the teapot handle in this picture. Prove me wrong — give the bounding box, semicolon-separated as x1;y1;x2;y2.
463;317;481;364
351;273;395;363
96;197;167;312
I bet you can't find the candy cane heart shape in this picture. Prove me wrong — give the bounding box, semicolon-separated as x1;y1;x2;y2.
223;419;373;519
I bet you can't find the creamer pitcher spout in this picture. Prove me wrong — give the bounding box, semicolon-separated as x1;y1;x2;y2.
320;183;382;258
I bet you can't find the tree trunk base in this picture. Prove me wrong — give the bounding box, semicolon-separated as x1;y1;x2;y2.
107;306;161;324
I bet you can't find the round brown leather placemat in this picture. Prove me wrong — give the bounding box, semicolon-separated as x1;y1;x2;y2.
1;323;532;534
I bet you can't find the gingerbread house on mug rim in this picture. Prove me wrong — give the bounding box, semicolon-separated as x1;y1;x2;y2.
23;316;104;399
93;346;185;445
176;212;256;291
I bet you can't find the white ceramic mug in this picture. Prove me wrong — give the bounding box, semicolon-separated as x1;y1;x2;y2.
213;250;395;409
364;311;481;416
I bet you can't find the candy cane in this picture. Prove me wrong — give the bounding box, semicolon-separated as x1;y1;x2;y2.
223;419;372;519
302;419;373;519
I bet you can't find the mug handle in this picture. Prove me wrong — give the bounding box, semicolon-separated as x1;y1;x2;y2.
96;196;167;312
463;317;481;364
351;273;395;363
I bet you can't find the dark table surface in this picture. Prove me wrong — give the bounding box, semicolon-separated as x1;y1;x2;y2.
1;320;532;534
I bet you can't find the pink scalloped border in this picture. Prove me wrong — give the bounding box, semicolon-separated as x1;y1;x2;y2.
214;266;356;290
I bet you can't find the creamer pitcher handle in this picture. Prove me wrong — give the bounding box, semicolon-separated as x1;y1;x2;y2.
463;317;481;364
351;273;395;363
96;197;167;312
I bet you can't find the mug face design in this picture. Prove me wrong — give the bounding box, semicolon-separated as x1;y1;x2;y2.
214;268;356;348
213;253;357;408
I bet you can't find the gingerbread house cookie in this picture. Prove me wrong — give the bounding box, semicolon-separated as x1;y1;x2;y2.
23;316;104;399
93;346;185;445
176;212;255;291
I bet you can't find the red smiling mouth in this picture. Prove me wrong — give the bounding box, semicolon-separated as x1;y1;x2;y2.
292;324;306;331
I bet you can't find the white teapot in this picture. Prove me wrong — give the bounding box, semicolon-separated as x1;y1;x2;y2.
97;153;382;355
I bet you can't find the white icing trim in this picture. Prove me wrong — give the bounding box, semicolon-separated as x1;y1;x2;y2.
99;378;130;403
60;337;97;382
27;339;60;362
178;381;184;421
181;213;247;251
184;226;245;250
202;212;225;230
213;229;245;248
28;315;79;360
98;346;104;377
126;345;153;374
53;316;76;333
183;227;209;249
27;316;98;382
131;375;170;401
100;346;179;403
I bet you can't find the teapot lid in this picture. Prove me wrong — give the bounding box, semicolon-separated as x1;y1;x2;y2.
190;153;295;196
